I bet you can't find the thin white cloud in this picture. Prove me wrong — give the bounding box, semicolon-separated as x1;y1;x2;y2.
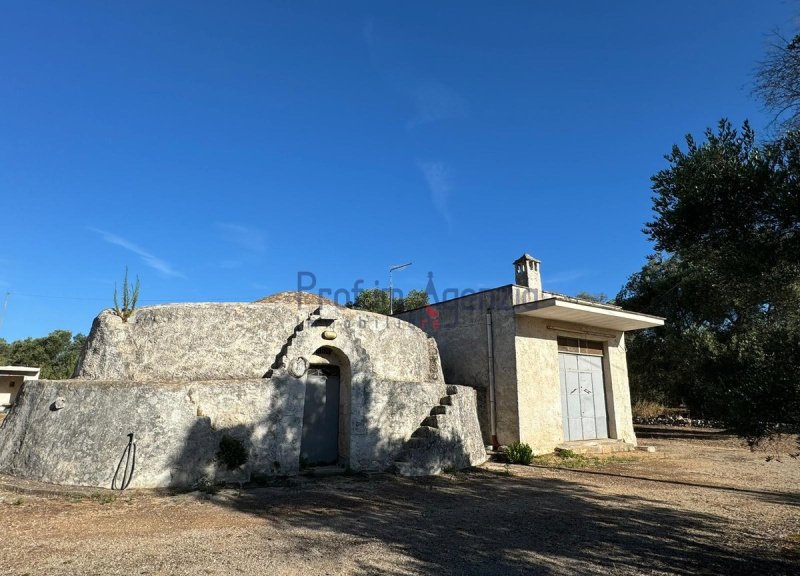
418;161;454;228
89;228;184;278
363;18;468;129
546;270;590;286
217;223;266;253
408;80;468;129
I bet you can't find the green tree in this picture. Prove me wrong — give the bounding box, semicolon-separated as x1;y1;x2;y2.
348;288;391;315
574;291;613;304
348;288;430;315
1;330;86;379
755;32;800;133
393;289;430;313
619;120;800;438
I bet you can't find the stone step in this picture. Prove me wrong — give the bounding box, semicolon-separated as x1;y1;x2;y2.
555;439;635;455
404;437;431;450
430;405;448;416
395;438;429;463
446;385;459;395
411;426;438;439
439;396;453;406
421;415;440;428
301;465;346;477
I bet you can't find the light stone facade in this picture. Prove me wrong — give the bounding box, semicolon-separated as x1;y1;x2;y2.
0;294;486;488
397;254;662;453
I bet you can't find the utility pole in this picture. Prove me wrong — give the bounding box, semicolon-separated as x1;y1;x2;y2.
388;263;412;315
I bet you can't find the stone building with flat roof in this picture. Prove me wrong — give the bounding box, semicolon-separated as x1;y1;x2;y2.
0;366;40;411
397;254;664;454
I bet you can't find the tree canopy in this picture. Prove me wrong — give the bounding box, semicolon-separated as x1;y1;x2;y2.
348;288;430;316
574;291;613;304
0;330;87;380
755;33;800;133
618;120;800;438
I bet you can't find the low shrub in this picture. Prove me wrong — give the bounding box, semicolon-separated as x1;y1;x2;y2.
217;435;248;470
632;400;667;420
505;441;533;465
193;476;220;495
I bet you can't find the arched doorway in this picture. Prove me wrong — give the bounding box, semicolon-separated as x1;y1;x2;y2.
300;346;351;468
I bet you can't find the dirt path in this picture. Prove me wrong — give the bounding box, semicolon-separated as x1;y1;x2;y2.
1;426;798;575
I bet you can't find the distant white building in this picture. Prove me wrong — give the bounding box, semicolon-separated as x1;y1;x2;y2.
0;366;40;410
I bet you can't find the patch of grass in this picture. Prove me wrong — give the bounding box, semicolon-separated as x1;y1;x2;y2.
534;450;638;469
90;492;117;505
12;497;24;506
62;491;118;504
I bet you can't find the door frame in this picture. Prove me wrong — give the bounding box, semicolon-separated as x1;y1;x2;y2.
557;336;611;441
303;346;352;468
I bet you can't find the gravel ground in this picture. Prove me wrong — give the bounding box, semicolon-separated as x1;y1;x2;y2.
0;425;798;576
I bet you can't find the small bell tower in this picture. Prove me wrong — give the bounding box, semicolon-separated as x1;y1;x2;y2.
513;253;542;294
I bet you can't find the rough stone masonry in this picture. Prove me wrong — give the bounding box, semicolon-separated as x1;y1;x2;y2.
0;293;486;488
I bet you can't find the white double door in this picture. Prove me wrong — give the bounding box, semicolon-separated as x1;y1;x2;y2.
559;353;609;441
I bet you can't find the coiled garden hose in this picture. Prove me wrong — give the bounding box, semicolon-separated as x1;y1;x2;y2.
112;432;136;490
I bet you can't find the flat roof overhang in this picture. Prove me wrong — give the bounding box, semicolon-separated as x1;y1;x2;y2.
0;366;41;376
515;298;665;332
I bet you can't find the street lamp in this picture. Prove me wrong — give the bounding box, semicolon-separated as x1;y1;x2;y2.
388;262;412;315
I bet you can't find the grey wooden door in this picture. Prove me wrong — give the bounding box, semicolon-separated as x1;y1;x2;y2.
559;353;608;441
300;366;340;466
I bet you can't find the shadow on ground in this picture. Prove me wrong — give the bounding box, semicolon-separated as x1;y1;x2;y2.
212;467;796;576
634;425;733;441
525;465;800;508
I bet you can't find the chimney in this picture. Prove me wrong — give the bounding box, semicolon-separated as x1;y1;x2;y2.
513;253;541;295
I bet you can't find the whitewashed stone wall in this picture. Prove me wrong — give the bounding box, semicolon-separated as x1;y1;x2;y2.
0;298;485;488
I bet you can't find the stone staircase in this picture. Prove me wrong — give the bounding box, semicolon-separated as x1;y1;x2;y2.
393;384;462;476
265;305;371;379
265;308;321;377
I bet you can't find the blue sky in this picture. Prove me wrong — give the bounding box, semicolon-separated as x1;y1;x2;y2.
0;1;797;341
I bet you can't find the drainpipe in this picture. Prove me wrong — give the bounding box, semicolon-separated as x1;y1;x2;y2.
486;309;498;448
